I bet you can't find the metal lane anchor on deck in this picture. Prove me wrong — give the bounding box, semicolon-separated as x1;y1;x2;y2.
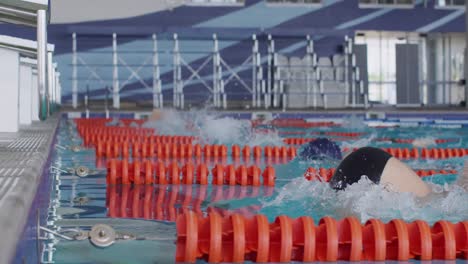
50;164;103;178
38;223;136;248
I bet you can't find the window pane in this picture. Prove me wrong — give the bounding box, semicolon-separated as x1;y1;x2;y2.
359;0;414;7
437;0;465;7
266;0;322;4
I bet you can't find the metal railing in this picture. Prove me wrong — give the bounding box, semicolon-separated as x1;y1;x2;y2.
70;33;370;110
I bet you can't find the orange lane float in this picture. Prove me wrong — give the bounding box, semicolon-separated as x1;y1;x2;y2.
176;211;468;262
376;138;459;144
310;131;366;137
106;185;273;222
96;142;297;160
252;118;339;128
85;133;195;147
342;147;468;160
304;167;458;182
106;159;276;186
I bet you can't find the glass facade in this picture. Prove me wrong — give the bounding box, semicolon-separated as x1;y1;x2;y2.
355;31;466;106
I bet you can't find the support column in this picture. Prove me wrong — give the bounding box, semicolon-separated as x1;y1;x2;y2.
37;9;47;120
19;63;33;125
72;33;78;109
112;33;120;109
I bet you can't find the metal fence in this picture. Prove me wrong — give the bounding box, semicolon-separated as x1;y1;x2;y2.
70;33;368;110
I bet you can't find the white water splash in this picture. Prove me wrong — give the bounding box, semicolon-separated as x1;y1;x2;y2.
412;137;436;148
142;109;284;146
341;114;367;130
142;109;192;135
263;176;468;224
198;116;251;144
340;133;377;152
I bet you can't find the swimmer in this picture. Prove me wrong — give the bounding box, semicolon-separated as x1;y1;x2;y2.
330;146;468;197
300;140;467;197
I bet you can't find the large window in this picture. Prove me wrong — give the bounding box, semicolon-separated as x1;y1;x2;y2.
436;0;465;8
186;0;244;6
359;0;414;8
266;0;322;6
355;31;465;106
355;31;419;105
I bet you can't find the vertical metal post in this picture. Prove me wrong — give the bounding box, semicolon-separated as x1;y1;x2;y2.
217;66;222;108
257;62;262;108
273;53;279;108
213;34;219;107
442;34;446;105
351;69;356;107
152;34;161;108
448;35;452;106
306;35;312;107
37;9;47;120
84;85;89;109
267;35;274;108
72;33;78;109
173;34;180;108
465;0;468;108
420;35;428;105
112;33;120;109
104;87;109;116
221;80;227;109
344;36;350;107
252;34;258;108
314;68;320;108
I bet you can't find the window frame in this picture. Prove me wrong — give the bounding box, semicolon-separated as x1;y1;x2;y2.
265;0;323;7
358;0;415;9
434;0;465;9
185;0;245;6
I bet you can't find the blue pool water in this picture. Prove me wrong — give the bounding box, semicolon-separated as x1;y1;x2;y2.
36;113;468;263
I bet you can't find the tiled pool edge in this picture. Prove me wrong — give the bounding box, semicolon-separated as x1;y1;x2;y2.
0;117;60;264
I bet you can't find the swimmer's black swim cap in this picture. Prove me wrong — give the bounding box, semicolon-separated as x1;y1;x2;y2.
329;147;392;190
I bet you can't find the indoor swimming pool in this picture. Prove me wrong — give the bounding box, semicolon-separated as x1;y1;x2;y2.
33;111;468;263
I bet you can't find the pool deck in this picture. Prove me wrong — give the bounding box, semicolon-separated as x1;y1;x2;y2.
0;117;59;264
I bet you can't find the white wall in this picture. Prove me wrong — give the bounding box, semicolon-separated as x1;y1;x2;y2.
19;64;33;125
0;48;19;132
